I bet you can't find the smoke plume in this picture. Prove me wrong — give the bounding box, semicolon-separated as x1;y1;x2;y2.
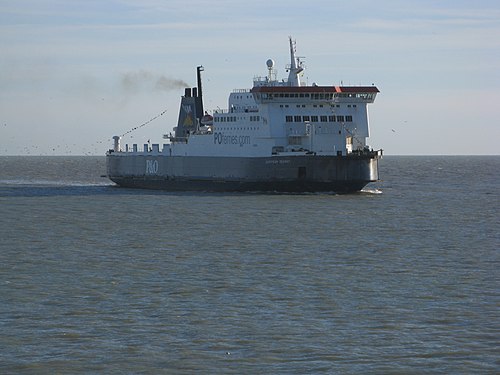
121;70;189;93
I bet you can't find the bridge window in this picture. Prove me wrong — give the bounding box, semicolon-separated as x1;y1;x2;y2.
346;115;353;122
294;115;302;122
286;116;293;122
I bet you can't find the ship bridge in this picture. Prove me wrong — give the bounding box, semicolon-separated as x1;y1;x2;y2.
251;36;378;104
251;85;379;104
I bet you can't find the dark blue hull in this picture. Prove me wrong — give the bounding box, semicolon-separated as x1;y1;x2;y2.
106;152;381;193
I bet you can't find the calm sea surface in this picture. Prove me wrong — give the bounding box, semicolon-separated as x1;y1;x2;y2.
0;156;498;374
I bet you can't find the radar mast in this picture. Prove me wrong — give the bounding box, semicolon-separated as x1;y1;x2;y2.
286;36;304;86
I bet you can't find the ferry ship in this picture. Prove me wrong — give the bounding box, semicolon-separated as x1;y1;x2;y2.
106;37;382;192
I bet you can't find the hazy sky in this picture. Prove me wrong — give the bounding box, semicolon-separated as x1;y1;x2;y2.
1;0;499;155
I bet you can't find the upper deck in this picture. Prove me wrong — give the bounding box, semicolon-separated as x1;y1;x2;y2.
251;85;379;103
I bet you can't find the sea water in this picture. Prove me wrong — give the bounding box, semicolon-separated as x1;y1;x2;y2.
0;156;498;374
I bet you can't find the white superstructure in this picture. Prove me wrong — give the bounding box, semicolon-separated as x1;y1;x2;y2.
122;37;378;159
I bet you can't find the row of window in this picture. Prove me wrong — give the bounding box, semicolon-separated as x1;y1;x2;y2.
216;127;260;131
214;115;261;123
211;114;353;124
285;115;353;123
261;93;335;100
280;104;357;108
233;94;253;100
259;92;375;100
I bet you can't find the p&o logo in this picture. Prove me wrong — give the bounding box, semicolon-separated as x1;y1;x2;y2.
146;159;159;175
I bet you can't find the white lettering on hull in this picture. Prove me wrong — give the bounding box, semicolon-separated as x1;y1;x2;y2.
265;159;290;164
146;159;159;174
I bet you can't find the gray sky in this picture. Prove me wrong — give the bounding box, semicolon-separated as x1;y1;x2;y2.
1;0;499;155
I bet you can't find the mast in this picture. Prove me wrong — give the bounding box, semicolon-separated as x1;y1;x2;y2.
286;36;304;86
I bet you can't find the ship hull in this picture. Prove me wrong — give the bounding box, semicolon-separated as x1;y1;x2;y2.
106;152;381;193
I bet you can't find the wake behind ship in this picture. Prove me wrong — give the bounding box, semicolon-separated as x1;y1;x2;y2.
106;38;382;193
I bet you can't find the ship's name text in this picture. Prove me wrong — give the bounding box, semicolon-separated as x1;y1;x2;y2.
265;159;290;165
214;132;251;147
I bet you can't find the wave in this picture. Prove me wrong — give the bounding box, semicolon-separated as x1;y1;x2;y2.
360;187;383;194
0;180;118;198
0;179;113;188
